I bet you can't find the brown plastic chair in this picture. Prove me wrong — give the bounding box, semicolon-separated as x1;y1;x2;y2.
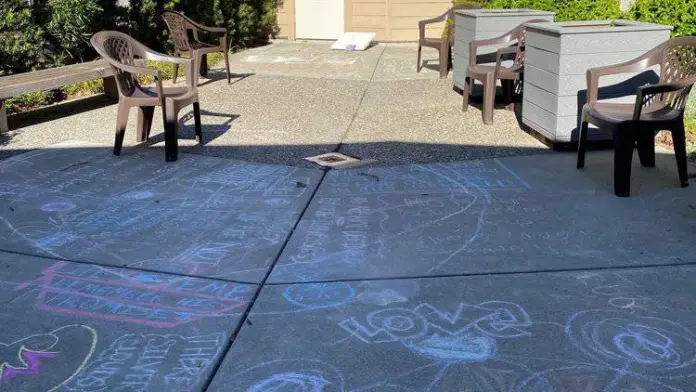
462;20;548;125
417;3;481;79
162;11;231;84
90;31;202;162
577;37;696;197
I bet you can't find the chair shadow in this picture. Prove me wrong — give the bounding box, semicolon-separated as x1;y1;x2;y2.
419;60;443;72
168;71;255;88
146;109;239;146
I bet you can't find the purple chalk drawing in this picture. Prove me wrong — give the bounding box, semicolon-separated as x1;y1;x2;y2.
1;351;57;380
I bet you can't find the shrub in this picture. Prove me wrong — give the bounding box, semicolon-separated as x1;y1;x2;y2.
0;0;49;74
628;0;696;38
456;0;620;22
47;0;103;62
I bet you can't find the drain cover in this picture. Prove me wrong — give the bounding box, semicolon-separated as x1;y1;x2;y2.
304;152;362;168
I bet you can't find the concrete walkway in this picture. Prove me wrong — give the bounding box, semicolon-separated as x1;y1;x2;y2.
2;41;696;392
1;41;547;166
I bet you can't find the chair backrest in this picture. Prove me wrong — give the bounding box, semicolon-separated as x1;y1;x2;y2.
90;31;146;97
512;19;549;66
162;11;194;53
657;37;696;111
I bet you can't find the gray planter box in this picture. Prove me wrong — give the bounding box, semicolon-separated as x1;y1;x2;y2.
453;9;555;90
522;20;672;143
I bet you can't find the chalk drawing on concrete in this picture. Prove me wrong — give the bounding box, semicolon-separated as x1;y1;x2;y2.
233;359;345;392
339;301;531;362
283;283;355;309
0;324;97;392
566;310;696;376
68;333;224;392
15;262;250;327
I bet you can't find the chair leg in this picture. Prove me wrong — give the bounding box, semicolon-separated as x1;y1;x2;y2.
199;53;209;79
163;104;179;162
172;63;180;84
416;45;422;73
462;76;471;112
577;121;589;169
636;130;656;168
482;73;495;125
439;46;448;79
136;106;155;143
447;45;453;71
672;123;689;188
613;130;635;197
223;49;231;84
502;80;514;111
114;104;129;156
193;102;203;144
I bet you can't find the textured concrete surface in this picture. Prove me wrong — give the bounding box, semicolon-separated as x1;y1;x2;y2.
2;41;696;392
0;251;254;392
1;141;696;391
2;41;548;167
227;40;385;80
0;142;322;282
211;265;696;391
269;151;696;283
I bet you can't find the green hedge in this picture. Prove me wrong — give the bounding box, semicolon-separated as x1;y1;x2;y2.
0;0;278;76
1;0;276;113
456;0;695;35
626;0;696;37
455;0;621;21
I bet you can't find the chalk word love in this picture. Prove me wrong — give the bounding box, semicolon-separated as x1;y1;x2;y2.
340;301;531;362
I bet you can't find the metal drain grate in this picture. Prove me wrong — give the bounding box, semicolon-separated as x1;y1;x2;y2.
304;152;363;168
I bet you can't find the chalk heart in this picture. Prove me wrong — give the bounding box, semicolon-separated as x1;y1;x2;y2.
0;325;97;391
248;372;329;392
407;332;496;362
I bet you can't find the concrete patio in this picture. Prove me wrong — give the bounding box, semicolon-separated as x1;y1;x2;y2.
2;41;696;392
1;41;548;166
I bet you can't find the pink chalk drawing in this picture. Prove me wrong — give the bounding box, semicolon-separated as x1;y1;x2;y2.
30;262;251;328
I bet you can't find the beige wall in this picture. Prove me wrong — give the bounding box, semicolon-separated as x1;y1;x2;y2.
276;0;295;39
390;0;452;41
278;0;452;41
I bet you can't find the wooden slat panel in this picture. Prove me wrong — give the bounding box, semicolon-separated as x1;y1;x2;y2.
352;15;387;28
349;28;387;40
390;3;450;17
390;27;441;41
353;3;386;16
390;16;445;29
392;0;450;3
277;0;295;39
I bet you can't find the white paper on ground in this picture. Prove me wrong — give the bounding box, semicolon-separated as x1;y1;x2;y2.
331;32;376;51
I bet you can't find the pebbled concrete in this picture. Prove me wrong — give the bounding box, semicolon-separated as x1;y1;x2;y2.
227;40;386;80
0;251;254;392
0;141;322;282
209;265;696;391
2;41;549;167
